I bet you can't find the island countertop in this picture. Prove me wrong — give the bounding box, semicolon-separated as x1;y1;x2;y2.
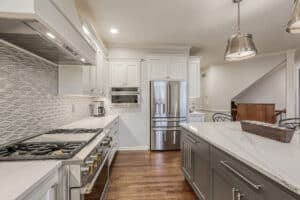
180;122;300;196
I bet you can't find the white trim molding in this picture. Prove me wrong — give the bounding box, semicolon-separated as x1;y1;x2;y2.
118;146;149;151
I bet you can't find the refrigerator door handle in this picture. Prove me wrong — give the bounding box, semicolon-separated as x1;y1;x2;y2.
152;128;181;131
173;132;176;144
152;118;185;122
168;83;171;116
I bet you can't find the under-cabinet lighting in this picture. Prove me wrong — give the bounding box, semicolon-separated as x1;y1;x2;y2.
46;32;56;39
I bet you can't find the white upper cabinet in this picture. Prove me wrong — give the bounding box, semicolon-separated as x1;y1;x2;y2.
169;57;187;80
188;57;201;98
148;58;169;80
109;60;141;87
110;63;127;87
59;65;97;96
147;56;187;80
126;63;140;86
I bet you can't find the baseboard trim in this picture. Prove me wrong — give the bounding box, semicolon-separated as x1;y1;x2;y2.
118;146;149;151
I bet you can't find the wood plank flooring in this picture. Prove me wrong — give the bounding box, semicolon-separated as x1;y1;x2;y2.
107;151;197;200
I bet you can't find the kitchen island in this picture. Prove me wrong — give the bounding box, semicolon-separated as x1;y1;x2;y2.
180;122;300;200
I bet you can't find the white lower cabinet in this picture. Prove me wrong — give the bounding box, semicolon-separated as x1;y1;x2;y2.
105;118;119;166
23;170;59;200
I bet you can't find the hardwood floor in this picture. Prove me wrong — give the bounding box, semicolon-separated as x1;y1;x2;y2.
107;151;197;200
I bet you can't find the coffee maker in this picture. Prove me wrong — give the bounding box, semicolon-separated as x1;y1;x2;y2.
92;101;106;117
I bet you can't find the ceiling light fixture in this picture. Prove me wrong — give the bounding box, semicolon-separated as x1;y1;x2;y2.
46;32;56;39
110;28;119;34
224;0;257;61
287;0;300;33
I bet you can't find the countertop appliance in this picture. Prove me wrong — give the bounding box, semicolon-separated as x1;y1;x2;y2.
150;80;187;150
0;0;95;65
111;87;140;104
92;101;106;117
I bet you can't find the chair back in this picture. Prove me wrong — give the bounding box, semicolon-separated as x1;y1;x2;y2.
212;113;232;122
279;118;300;130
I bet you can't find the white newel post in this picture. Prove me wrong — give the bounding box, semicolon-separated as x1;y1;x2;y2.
286;49;297;118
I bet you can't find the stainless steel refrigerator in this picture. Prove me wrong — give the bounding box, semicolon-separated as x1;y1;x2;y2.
150;80;187;150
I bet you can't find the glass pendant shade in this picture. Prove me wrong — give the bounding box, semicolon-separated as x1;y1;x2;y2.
287;0;300;33
225;33;257;61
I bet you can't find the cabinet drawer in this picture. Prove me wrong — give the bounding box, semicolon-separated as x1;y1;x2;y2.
211;147;299;200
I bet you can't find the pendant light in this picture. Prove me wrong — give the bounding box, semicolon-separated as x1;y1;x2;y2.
287;0;300;33
225;0;257;61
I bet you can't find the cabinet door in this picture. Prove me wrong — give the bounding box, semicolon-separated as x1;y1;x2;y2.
211;167;255;200
169;57;187;80
110;63;127;87
126;62;140;87
188;59;200;98
149;58;169;80
181;134;193;180
192;139;210;200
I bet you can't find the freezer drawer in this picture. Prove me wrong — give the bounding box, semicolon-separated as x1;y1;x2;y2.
152;118;186;127
151;128;181;150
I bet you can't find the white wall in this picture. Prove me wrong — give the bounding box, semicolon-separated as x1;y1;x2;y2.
235;64;286;110
200;52;287;112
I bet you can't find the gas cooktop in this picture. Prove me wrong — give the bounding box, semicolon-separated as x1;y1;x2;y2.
0;128;103;161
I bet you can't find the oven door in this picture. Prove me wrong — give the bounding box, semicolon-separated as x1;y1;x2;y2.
111;87;140;104
76;154;109;200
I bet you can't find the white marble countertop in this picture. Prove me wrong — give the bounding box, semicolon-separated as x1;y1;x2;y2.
180;122;300;196
0;114;119;199
0;160;61;200
60;114;119;129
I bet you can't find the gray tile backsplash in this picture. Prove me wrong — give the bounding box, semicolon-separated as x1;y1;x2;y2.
0;40;93;145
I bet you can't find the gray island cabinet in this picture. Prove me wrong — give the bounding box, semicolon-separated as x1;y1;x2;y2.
181;128;299;200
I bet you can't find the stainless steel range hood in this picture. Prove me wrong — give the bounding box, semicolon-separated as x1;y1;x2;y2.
0;0;96;65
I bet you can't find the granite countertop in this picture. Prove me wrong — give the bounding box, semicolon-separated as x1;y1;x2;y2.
180;122;300;196
0;114;119;199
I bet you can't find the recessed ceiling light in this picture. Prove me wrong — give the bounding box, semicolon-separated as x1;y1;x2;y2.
81;58;86;63
82;25;90;35
110;28;119;34
46;32;56;39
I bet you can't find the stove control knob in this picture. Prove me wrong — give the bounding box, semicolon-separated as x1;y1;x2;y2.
90;154;100;162
108;136;113;142
81;167;90;174
86;160;96;167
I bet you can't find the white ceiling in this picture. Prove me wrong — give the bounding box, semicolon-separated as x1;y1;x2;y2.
78;0;298;66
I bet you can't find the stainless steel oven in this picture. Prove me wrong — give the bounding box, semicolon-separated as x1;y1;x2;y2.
81;154;109;200
69;137;111;200
111;87;140;104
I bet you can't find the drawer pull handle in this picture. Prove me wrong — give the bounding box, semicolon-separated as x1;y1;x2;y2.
186;135;197;144
221;161;262;190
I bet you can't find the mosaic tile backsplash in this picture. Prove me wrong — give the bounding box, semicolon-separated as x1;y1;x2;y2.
0;41;94;145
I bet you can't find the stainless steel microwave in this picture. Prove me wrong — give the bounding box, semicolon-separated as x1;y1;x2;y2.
110;87;140;104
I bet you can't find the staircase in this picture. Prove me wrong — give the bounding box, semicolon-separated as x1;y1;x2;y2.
231;60;287;123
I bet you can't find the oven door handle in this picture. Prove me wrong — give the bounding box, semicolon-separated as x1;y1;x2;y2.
80;153;109;194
